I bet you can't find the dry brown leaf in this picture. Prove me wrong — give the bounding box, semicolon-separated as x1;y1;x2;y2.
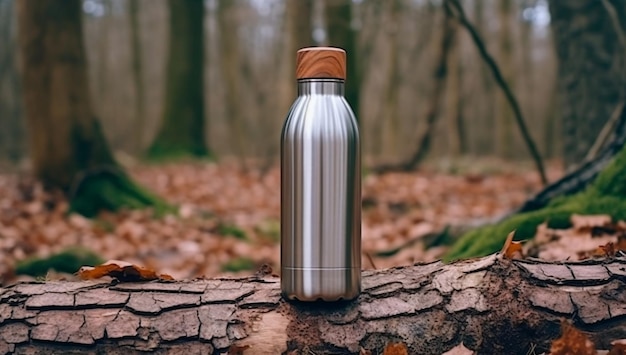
598;242;617;258
78;260;174;282
609;339;626;355
500;231;524;259
617;234;626;251
383;342;408;355
549;319;596;355
227;344;250;355
571;214;612;231
442;342;475;355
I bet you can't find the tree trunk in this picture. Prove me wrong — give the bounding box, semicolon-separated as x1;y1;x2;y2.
445;9;463;157
129;0;146;153
218;0;246;159
1;255;626;354
147;0;209;160
0;0;24;164
16;0;167;217
325;0;360;121
495;0;515;159
549;0;626;169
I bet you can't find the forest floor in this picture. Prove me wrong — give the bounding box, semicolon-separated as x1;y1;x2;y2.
2;158;613;285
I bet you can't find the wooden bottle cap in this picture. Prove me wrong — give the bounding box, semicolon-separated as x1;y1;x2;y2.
296;47;346;80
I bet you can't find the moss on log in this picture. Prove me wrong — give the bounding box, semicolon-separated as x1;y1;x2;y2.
445;146;626;261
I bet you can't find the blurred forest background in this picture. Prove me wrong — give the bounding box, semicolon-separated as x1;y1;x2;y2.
1;0;560;168
1;0;625;282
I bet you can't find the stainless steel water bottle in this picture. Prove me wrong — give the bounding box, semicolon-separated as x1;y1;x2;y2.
281;47;361;301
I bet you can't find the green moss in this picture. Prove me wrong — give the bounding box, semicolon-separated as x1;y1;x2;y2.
15;247;104;277
217;224;248;241
444;147;626;261
221;257;255;272
69;170;173;218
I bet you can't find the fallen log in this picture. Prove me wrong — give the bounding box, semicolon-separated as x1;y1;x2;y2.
1;255;626;354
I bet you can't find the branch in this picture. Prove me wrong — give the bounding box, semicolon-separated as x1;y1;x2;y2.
447;0;548;185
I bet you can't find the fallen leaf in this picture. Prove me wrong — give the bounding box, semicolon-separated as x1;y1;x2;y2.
228;344;250;355
549;319;596;355
599;242;617;258
442;342;474;355
609;339;626;355
500;231;524;259
78;260;174;282
617;234;626;251
383;342;408;355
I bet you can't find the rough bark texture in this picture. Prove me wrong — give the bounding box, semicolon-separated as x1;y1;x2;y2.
2;255;626;354
147;0;209;159
549;0;626;168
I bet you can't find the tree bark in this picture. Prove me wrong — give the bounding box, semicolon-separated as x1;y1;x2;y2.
549;0;626;169
147;0;209;159
1;255;626;354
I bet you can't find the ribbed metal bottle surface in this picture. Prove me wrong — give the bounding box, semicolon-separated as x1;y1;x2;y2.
281;78;361;301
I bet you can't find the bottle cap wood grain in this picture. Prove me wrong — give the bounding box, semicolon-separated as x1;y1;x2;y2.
296;47;346;80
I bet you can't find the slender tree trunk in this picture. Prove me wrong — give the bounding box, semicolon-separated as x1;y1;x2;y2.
129;0;146;153
2;256;626;354
147;0;209;159
549;0;626;169
325;0;360;121
0;0;24;163
218;0;246;159
381;0;402;158
16;0;167;217
473;0;494;155
495;0;515;158
445;12;463;157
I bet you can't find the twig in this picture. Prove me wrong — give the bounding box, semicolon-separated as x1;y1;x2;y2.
447;0;548;185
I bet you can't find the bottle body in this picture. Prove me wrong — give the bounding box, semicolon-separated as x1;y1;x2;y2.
281;79;361;301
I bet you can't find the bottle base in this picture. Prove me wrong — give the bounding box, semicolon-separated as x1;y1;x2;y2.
281;266;361;302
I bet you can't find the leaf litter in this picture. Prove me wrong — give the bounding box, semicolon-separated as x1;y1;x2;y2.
0;159;564;285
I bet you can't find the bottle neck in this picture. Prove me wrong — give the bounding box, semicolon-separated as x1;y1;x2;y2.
297;79;344;96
